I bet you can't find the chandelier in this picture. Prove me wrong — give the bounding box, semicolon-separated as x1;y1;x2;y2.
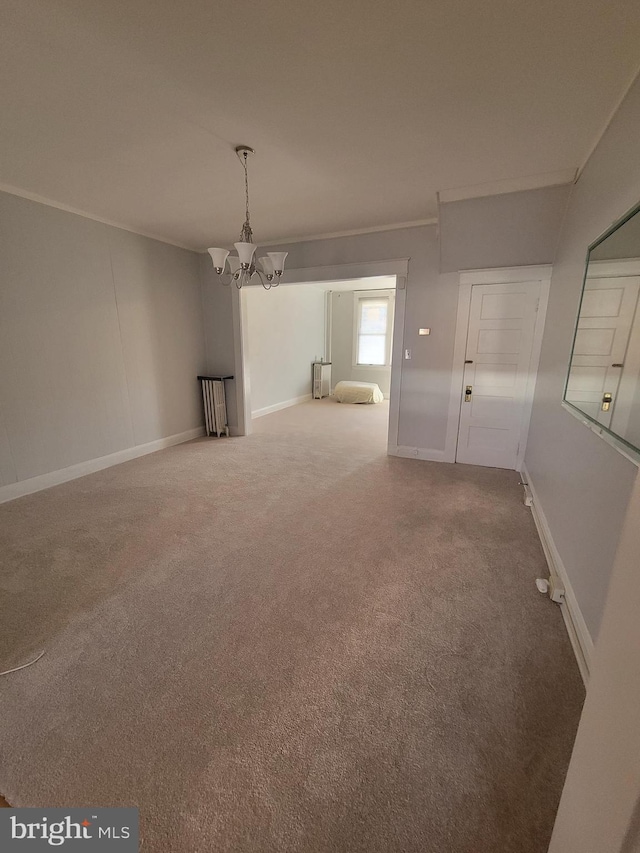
207;146;288;290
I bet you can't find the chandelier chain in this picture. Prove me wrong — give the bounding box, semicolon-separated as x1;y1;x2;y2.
244;154;250;223
239;152;253;244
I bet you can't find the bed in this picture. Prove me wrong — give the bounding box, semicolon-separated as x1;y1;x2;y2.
334;380;384;404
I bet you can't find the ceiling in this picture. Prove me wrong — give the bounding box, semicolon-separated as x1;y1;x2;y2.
1;0;639;251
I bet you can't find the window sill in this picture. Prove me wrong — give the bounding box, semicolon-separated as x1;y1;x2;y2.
353;364;392;370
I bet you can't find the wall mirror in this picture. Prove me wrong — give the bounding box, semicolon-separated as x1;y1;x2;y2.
564;201;640;461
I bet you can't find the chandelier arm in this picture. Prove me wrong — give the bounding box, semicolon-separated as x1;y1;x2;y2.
215;270;240;287
253;268;272;290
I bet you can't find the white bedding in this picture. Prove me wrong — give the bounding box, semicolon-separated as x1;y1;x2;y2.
334;380;384;404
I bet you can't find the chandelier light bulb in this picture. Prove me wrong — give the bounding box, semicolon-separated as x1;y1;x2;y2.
234;241;257;268
208;248;229;273
267;252;288;275
259;256;274;276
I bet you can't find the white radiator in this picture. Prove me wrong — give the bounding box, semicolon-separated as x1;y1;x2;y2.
312;362;331;399
198;375;232;437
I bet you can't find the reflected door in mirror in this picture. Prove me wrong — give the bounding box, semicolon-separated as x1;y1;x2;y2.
564;199;640;459
566;276;640;427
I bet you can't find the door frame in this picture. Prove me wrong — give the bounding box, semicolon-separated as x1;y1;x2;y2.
443;265;552;469
232;258;409;449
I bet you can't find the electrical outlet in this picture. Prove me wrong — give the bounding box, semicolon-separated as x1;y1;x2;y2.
404;349;411;359
549;576;566;603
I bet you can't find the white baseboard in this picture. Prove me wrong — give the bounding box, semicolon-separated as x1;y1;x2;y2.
521;464;593;684
0;426;205;504
388;444;448;462
252;393;312;419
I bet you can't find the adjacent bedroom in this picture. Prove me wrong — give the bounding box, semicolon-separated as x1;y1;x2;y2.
244;275;396;448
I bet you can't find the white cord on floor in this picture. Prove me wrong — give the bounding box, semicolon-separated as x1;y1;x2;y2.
0;650;45;676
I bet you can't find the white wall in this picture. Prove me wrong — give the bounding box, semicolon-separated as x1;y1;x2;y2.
0;191;206;492
548;466;640;853
525;76;640;643
245;284;325;415
439;184;572;273
329;289;393;396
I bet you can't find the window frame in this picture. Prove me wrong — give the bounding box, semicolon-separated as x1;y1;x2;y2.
352;289;395;369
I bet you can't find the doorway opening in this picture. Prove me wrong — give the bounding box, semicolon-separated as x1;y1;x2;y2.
234;261;408;452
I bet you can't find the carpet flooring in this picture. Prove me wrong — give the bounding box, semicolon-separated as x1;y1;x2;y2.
0;398;584;851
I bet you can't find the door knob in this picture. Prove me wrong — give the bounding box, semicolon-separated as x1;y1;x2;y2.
465;386;473;402
602;392;612;412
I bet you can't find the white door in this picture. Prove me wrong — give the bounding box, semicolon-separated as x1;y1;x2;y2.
565;276;640;428
456;281;540;469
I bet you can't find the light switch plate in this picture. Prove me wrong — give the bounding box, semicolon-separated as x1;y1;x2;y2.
404;349;411;359
418;328;431;335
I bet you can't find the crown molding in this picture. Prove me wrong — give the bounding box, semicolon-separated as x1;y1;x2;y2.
437;169;577;205
0;183;198;252
0;182;437;253
199;218;438;252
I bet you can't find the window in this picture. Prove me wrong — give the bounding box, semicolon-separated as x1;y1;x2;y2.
354;290;394;367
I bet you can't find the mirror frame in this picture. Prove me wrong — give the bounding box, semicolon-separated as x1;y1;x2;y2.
562;200;640;466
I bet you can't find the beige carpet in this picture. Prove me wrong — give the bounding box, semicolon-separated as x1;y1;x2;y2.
0;398;583;852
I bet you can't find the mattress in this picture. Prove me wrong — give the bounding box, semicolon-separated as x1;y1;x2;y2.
334;380;384;404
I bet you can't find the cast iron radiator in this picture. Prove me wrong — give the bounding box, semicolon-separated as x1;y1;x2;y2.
197;375;233;437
